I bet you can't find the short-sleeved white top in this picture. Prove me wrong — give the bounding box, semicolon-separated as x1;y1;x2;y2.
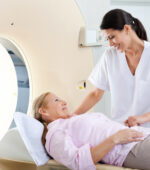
89;41;150;127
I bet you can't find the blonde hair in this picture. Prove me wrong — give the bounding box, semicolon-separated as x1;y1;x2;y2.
33;92;50;122
33;92;51;146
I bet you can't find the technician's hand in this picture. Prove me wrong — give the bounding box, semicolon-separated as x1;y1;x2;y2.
124;116;141;127
111;129;144;145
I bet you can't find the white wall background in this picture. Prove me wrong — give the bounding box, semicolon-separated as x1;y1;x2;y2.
75;0;111;116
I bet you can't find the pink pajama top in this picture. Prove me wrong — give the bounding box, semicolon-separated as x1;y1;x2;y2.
45;112;150;170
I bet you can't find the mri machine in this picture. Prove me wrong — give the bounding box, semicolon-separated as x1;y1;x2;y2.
0;0;138;169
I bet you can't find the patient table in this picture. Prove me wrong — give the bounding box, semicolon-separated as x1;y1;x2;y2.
0;128;138;170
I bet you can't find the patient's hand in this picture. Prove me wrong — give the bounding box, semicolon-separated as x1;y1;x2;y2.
112;129;144;145
124;116;141;127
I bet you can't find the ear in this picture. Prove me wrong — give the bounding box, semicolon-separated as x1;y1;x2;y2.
38;108;48;116
123;24;131;34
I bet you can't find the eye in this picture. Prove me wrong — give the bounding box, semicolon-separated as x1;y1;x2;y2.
55;98;59;102
108;35;115;40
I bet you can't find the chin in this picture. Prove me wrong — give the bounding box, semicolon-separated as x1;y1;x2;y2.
118;47;124;53
61;113;70;119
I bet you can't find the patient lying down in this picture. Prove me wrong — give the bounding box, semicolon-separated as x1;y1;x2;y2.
33;92;150;170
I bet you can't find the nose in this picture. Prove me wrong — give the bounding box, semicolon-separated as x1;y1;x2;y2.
109;39;115;47
62;100;67;105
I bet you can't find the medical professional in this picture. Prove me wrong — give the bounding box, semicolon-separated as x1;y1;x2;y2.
74;9;150;127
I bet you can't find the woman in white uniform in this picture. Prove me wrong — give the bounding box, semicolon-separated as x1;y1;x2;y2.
74;9;150;127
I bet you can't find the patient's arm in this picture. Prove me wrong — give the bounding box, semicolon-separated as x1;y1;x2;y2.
91;129;143;164
48;130;95;170
47;129;143;170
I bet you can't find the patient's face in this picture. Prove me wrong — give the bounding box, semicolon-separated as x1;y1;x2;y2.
42;93;71;122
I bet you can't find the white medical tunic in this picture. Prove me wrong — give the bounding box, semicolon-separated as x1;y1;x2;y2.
89;41;150;127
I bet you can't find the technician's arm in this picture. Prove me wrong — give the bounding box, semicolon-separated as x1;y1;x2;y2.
73;88;104;115
139;112;150;123
125;112;150;127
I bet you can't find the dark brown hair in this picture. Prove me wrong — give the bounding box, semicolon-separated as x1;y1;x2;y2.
100;9;147;41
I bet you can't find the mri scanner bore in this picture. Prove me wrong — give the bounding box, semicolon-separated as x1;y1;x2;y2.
0;38;30;139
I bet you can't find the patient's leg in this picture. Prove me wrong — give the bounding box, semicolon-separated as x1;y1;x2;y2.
123;136;150;170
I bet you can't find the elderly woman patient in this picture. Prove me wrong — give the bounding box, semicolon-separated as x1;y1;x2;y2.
33;92;150;170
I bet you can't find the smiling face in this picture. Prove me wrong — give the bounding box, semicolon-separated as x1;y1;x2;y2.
39;93;71;122
104;25;132;52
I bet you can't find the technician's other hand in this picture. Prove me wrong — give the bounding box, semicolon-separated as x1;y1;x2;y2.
124;116;141;127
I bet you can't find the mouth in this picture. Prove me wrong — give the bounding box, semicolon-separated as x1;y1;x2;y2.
62;107;67;110
115;44;120;50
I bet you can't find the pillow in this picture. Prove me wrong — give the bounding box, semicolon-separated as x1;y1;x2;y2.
14;112;50;166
